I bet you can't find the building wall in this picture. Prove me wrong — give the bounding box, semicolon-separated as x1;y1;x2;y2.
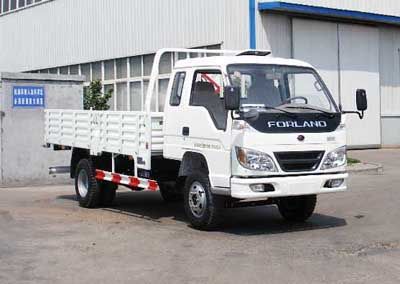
1;0;400;146
257;11;400;147
379;26;400;145
0;73;84;187
379;27;400;116
0;0;249;72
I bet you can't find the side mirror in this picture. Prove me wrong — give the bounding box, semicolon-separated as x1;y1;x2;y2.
224;86;240;110
342;89;368;119
356;89;367;111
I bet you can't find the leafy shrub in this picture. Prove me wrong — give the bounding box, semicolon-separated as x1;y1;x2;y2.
83;80;113;110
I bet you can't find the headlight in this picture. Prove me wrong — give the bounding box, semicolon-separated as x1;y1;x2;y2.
321;146;347;170
235;147;277;172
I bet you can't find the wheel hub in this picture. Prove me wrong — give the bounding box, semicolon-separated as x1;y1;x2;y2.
77;169;89;198
188;181;207;218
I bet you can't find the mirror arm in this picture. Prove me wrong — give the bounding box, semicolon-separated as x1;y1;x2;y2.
342;110;364;119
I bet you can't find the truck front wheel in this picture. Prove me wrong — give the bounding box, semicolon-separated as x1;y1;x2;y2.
277;195;317;222
183;173;221;230
75;159;101;208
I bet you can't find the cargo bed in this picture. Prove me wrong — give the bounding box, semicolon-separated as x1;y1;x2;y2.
45;110;164;168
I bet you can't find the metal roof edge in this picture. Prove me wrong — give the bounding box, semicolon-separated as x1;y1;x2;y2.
258;1;400;25
0;72;86;82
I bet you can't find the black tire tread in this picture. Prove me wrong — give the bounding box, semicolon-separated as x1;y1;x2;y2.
183;173;222;230
75;159;101;208
159;182;182;203
99;181;117;206
278;195;317;222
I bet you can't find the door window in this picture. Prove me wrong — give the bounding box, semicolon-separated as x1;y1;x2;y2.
190;70;227;130
169;72;186;106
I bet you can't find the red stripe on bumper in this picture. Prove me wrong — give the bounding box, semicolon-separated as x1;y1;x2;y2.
148;180;158;191
95;170;105;180
111;173;122;184
129;177;140;187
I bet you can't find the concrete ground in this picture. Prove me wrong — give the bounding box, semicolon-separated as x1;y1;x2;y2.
0;149;399;284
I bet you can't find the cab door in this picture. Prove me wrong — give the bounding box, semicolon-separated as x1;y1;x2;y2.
163;68;232;188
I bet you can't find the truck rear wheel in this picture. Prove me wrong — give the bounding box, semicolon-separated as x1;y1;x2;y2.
183;173;221;230
159;182;182;203
277;195;317;222
75;159;101;208
99;181;117;206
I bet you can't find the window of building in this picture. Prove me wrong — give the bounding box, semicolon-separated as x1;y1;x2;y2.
158;78;169;111
116;58;127;79
0;0;53;15
60;66;69;75
104;84;115;110
129;56;141;78
91;62;101;80
143;54;155;76
159;53;172;74
24;44;221;111
49;68;58;74
116;82;128;110
104;60;114;81
11;0;17;10
69;65;79;75
80;64;90;82
130;82;142;111
2;0;9;13
169;72;186;106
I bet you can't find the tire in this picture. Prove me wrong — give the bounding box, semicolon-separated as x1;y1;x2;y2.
277;195;317;222
99;181;117;207
159;182;182;203
74;159;101;208
183;173;222;230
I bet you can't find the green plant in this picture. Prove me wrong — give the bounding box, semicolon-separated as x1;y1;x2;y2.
347;157;361;165
83;80;113;110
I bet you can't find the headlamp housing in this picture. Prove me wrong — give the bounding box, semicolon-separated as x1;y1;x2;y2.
235;147;277;172
321;146;347;170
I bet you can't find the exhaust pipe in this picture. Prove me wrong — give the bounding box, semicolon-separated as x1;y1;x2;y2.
49;166;70;175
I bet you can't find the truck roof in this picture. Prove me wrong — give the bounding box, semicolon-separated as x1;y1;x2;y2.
174;55;314;70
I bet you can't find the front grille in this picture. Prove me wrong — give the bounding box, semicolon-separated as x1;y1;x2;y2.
274;151;325;172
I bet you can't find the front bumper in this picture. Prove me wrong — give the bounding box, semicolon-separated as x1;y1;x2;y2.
230;172;348;199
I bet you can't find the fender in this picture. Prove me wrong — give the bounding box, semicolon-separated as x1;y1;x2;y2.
178;151;209;178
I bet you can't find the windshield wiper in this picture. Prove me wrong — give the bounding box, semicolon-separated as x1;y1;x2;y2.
241;105;297;119
283;105;335;118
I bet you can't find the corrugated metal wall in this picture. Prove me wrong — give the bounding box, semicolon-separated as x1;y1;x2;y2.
0;0;248;72
259;0;400;17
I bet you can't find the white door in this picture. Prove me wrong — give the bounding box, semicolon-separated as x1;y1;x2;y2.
338;24;381;147
292;19;340;103
163;69;232;188
292;19;381;147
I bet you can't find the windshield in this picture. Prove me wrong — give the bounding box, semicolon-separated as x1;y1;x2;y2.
227;64;338;112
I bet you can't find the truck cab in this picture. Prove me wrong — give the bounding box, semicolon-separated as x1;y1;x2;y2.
162;52;366;228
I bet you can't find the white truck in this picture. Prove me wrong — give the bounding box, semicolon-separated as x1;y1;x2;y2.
44;48;367;230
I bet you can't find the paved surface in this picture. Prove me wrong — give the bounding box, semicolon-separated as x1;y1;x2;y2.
0;149;399;284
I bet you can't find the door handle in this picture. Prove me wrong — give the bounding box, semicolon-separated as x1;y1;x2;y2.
182;127;190;136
